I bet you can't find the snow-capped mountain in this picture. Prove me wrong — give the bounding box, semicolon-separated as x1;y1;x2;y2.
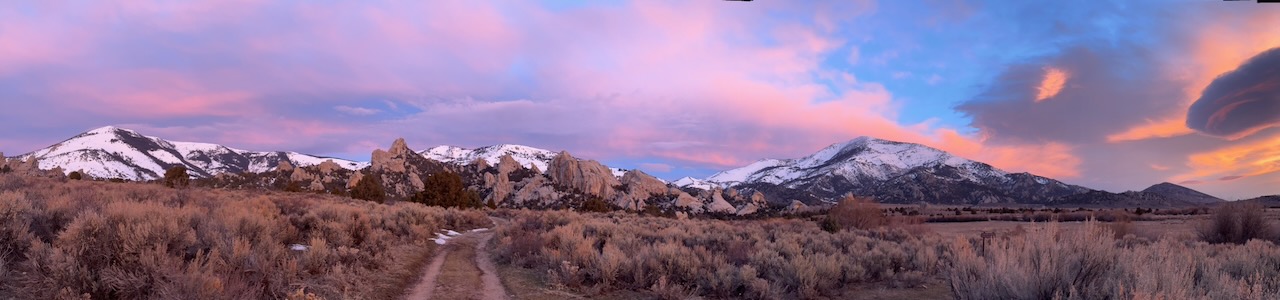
13;126;366;180
672;176;718;190
698;136;1090;205
422;144;632;177
423;144;557;171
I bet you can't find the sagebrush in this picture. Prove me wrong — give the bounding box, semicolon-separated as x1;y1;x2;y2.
0;175;490;299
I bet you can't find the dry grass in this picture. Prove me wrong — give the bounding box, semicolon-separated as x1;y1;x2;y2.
492;209;948;299
0;174;490;300
1199;202;1275;244
950;221;1280;300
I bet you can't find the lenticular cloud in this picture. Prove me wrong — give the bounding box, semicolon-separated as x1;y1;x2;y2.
1186;47;1280;139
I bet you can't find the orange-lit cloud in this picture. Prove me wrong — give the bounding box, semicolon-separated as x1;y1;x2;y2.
1035;67;1068;102
1106;118;1195;142
1172;133;1280;183
935;130;1082;179
1109;9;1280;143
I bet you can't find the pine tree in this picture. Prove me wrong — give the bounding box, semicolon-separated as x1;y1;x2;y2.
411;171;480;209
351;174;386;203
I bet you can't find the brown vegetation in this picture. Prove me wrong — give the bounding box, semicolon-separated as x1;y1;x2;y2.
350;173;385;203
162;166;190;188
1199;202;1275;244
0;174;489;299
950;221;1280;299
821;195;888;232
492;209;946;299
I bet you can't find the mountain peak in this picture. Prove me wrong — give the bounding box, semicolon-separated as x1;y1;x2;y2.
82;125;138;136
1141;182;1223;204
20;126;367;180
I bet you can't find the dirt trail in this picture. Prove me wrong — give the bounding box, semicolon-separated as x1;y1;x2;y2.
404;228;510;300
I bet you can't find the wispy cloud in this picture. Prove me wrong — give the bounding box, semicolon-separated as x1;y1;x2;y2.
335;106;381;116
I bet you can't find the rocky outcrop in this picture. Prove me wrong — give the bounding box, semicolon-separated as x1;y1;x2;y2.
289;167;313;182
547;151;620;199
497;154;521;176
617;170;668;210
370;138;413;173
512;176;558;206
317;160;341;174
736;192;768;215
706;188;736;213
673;189;703;213
408;173;425;192
389;138;412;156
347;171;365;189
276;161;294;172
786;200;809;212
472;158;491;170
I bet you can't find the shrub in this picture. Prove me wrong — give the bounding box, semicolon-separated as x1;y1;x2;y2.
1200;202;1274;244
949;221;1280;299
493;209;944;299
67;171;82;180
0;174;491;299
162;166;189;188
579;196;613;213
823;195;886;231
350;173;385;203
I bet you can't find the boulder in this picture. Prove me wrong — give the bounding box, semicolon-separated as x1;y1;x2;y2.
317;160;341;174
472;158;491;170
308;181;325;191
497;154;521;176
736;192;768;215
512;176;558;206
347;171;365;189
674;191;703;213
705;188;735;213
289;167;313;182
617;170;668;210
276;161;294;172
786;200;809;212
389;138;412;156
547;151;620;199
489;175;513;204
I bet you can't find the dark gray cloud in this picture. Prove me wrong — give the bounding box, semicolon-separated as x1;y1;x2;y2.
1186;47;1280;139
957;45;1187;144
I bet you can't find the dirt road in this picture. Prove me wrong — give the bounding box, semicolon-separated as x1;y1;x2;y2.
404;228;510;300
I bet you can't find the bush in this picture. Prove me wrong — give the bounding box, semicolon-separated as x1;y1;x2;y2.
350;173;385;203
1200;202;1274;244
579;196;613;213
493;210;944;299
950;221;1280;299
162;166;189;188
410;171;481;209
0;174;492;299
67;171;82;180
823;195;886;231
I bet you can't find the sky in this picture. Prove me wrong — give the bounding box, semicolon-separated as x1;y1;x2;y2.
1;0;1278;199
